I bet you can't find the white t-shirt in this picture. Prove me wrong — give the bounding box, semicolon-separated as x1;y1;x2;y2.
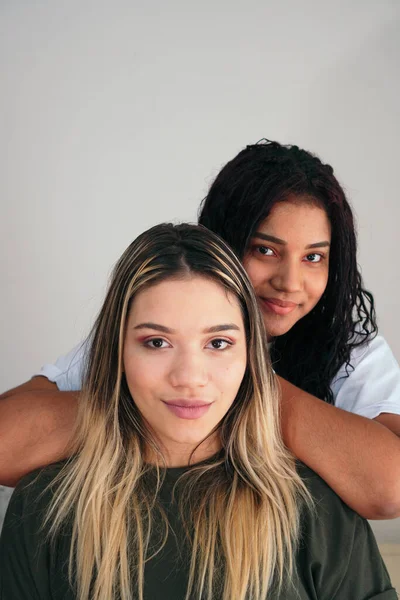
35;334;400;419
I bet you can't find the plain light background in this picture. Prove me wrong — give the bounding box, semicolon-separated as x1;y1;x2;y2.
1;0;399;548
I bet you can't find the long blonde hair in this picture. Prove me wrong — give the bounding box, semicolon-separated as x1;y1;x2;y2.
44;223;310;600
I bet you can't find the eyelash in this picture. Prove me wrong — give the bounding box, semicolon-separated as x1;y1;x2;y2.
143;337;234;351
254;245;274;257
254;246;326;263
144;338;170;350
304;253;324;264
206;339;233;350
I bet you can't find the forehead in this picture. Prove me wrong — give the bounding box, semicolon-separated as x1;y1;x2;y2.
257;198;331;241
127;276;243;329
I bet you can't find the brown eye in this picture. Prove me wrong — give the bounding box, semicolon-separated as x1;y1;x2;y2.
257;246;274;256
305;253;322;263
206;339;232;350
145;338;169;349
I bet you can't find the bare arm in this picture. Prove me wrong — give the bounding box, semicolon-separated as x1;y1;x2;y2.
0;378;78;486
278;375;400;520
2;374;400;519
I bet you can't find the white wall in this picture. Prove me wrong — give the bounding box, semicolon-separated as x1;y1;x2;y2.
1;0;399;542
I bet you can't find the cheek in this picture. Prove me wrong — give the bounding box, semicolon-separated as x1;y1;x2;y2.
309;271;329;304
214;356;247;400
242;257;264;288
123;356;155;401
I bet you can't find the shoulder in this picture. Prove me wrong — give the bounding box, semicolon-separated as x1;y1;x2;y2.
7;461;67;525
296;463;396;599
0;462;71;599
34;340;89;391
297;462;358;529
1;462;67;564
15;461;66;494
331;334;400;417
335;333;397;377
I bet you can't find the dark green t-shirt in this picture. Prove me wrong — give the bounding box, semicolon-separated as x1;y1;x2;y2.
0;462;397;600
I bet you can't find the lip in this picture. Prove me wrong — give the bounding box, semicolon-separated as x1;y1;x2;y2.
260;297;298;316
162;399;213;420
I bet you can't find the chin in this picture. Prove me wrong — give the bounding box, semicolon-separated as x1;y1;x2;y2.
263;318;298;338
169;430;207;446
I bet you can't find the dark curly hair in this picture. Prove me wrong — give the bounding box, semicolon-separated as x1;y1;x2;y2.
198;139;377;402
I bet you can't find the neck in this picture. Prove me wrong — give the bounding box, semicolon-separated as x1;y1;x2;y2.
147;434;221;468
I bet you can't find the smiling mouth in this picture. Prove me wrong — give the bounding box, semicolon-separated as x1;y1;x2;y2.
260;297;298;316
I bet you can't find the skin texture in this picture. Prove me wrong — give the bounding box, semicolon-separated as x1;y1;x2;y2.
375;413;400;437
0;378;77;486
279;377;400;519
123;277;247;466
243;199;331;338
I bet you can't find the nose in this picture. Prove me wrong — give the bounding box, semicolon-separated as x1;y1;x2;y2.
270;259;303;293
168;350;209;389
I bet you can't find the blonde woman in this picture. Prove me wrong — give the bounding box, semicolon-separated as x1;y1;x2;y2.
0;224;396;600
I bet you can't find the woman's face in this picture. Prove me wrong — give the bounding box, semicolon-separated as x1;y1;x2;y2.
123;276;247;466
243;199;331;338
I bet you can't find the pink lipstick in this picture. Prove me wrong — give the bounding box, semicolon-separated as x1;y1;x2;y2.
162;399;213;420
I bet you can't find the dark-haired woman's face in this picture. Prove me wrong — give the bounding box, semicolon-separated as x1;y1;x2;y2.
242;199;331;338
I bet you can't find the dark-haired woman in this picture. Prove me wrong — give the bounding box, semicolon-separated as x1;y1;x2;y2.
1;140;400;521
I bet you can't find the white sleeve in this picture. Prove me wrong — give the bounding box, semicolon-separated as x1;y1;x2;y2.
33;340;89;392
331;335;400;419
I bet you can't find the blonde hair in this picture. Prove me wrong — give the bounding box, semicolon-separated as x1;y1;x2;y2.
44;223;311;600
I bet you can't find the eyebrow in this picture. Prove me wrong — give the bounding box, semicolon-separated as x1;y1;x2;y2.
133;322;241;334
252;232;330;249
